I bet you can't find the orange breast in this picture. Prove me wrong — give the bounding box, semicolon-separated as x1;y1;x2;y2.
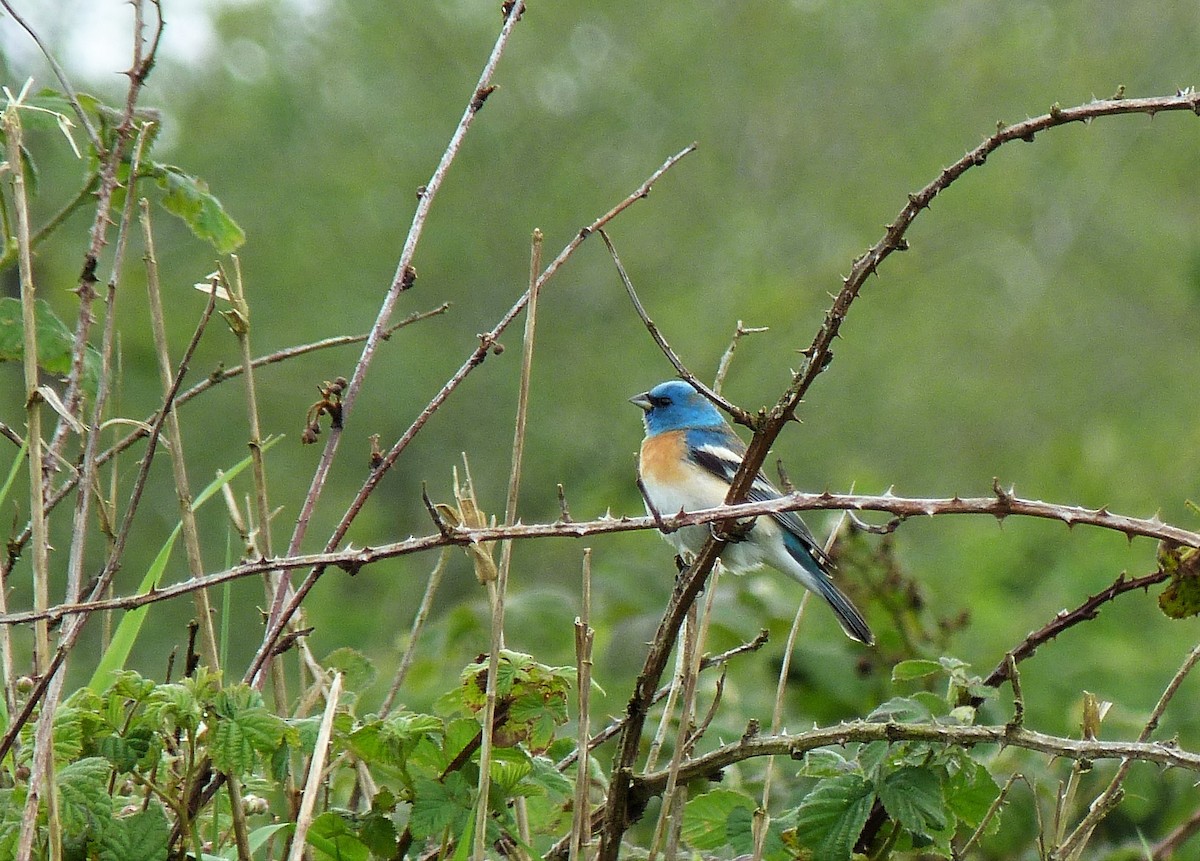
640;430;689;484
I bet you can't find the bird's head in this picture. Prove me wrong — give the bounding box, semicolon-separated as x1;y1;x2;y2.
630;380;725;435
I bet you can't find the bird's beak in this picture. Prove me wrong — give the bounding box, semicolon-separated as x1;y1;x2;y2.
629;392;652;412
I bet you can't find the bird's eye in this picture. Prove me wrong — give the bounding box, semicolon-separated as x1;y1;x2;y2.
651;395;671;407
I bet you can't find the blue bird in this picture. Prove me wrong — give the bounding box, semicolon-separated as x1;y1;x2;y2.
631;379;874;645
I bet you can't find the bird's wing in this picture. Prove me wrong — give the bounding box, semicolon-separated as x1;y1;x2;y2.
685;428;832;570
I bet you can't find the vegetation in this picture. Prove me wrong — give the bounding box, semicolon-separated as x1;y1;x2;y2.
1;1;1199;859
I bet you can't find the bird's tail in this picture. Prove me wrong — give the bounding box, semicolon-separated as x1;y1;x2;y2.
809;573;875;645
780;531;875;645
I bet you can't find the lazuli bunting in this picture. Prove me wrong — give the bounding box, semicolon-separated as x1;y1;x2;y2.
631;380;874;645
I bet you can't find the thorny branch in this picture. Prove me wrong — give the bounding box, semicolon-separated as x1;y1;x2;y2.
0;489;1190;627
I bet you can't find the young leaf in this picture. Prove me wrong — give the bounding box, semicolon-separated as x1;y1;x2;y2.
209;687;287;775
793;774;874;861
878;766;947;835
148;162;246;252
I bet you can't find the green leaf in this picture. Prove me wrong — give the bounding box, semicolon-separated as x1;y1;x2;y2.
323;647;377;693
945;760;1001;831
210;686;288;774
682;788;757;851
892;659;943;682
793;774;874;861
145;682;202;735
305;811;370;861
149;162;245;252
0;297;100;391
99;803;169;861
96;726;155;773
242;822;293;858
489;746;532;794
878;766;947;835
58;757;113;840
408;772;474;841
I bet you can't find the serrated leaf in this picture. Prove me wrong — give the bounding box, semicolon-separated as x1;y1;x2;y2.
878;766;946;834
793;774;874;861
149;162;245;252
408;772;474;841
100;803;169;861
490;746;532;793
892;659;943;682
305;811;370;861
528;755;574;801
682;788;757;851
209;687;287;774
58;757;113;839
945;760;1001;831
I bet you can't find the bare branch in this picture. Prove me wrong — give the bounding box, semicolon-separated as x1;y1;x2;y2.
600;228;752;426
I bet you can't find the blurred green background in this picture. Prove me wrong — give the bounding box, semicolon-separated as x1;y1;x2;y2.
2;0;1200;852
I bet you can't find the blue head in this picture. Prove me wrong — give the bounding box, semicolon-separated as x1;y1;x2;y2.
630;380;726;436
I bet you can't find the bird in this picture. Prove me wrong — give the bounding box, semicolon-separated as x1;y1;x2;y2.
630;379;874;645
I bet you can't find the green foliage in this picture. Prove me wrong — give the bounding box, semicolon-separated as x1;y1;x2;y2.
451;650;573;753
0;297;100;392
146;162;246;253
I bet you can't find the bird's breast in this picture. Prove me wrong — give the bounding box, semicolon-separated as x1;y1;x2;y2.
639;430;730;514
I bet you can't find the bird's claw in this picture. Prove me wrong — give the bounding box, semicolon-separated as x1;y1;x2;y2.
711;517;755;543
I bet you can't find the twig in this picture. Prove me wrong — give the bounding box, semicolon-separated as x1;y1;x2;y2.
649;603;701;861
1151;805;1200;860
473;228;543;861
3;490;1194;629
266;0;529;646
246;143;697;687
713;321;768;397
44;0;164;477
287;672;343;861
979;567;1172;694
570;549;594;861
955;773;1020;859
5;82;60;861
143;200;221;672
600;228;752;427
